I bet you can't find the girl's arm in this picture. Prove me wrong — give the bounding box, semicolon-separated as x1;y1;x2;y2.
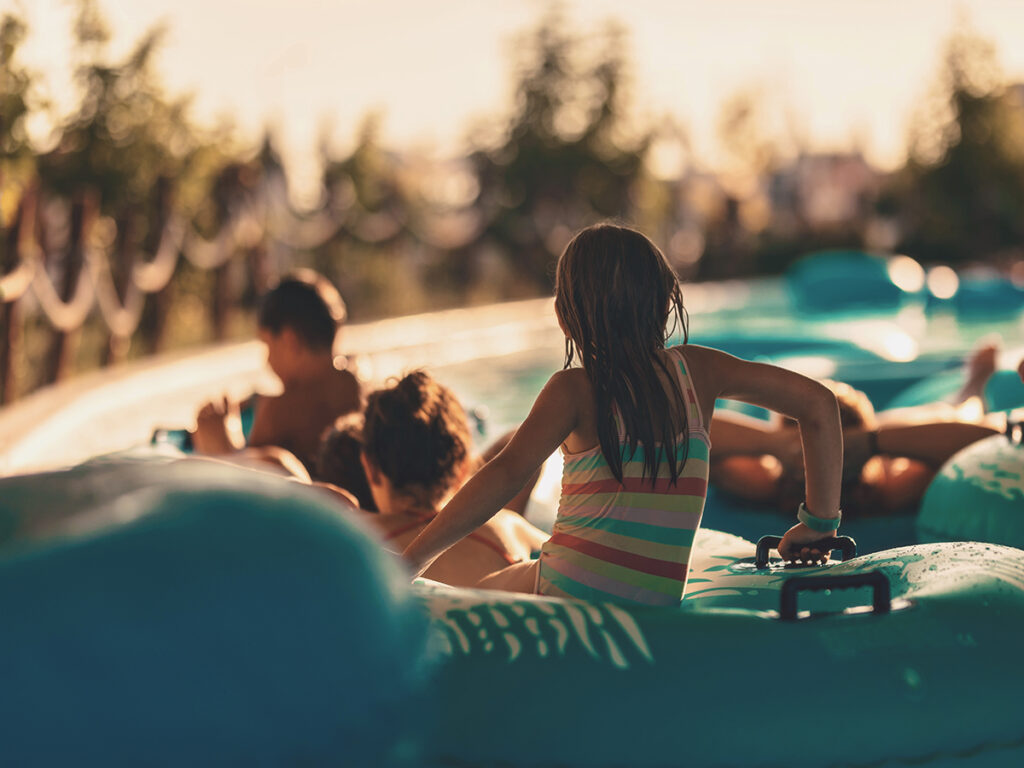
402;370;581;577
687;345;843;561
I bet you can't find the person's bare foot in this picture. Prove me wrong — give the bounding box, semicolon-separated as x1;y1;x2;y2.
954;341;999;406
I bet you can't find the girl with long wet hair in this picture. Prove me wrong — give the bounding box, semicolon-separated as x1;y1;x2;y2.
405;223;844;605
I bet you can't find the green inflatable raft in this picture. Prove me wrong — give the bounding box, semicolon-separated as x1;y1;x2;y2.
415;530;1024;767
918;431;1024;549
2;454;1024;767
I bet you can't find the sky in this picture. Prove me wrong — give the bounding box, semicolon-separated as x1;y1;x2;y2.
11;0;1024;202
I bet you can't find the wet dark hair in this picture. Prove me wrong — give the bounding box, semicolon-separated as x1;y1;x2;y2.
257;268;347;352
362;371;472;507
316;414;377;511
555;223;689;485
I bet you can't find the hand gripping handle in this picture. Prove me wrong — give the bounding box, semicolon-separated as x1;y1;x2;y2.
754;535;857;569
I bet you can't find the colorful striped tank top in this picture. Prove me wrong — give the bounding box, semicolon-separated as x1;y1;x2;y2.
537;346;711;606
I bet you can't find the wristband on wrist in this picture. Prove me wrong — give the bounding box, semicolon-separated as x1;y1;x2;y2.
797;501;841;532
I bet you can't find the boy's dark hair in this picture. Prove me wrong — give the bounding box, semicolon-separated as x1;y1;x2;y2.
362;371;471;507
316;414;377;511
258;269;347;352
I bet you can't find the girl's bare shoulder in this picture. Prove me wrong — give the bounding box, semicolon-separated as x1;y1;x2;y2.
546;367;591;394
671;343;752;384
670;343;732;365
667;342;721;379
667;344;732;419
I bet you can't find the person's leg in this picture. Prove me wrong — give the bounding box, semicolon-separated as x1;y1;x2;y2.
953;340;999;408
880;342;1000;426
475;560;540;593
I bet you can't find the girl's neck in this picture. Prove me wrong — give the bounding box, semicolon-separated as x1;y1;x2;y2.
377;496;439;519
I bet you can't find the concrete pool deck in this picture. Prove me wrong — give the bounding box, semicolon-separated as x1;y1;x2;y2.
0;296;563;475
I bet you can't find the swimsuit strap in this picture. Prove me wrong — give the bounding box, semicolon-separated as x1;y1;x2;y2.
671;346;710;441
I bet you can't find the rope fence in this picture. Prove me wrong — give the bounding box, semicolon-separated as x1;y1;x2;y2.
0;169;575;405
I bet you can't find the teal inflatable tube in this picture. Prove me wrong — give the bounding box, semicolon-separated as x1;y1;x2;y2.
5;456;1024;766
953;276;1024;319
415;531;1024;767
693;330;883;363
918;433;1024;548
0;455;432;767
785;250;918;314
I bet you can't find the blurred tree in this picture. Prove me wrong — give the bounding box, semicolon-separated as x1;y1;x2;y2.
317;116;417;318
717;89;780;180
38;0;202;214
30;0;241;367
468;9;651;290
323;115;404;221
890;25;1024;265
0;12;36;403
696;89;781;281
0;14;35;179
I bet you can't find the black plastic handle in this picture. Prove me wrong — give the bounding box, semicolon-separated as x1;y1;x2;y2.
1007;420;1023;446
780;570;891;620
755;535;857;569
150;427;194;451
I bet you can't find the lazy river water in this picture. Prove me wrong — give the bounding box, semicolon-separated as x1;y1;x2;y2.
2;264;1022;552
430;272;1023;551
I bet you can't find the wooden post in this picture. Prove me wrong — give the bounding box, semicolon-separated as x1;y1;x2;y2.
45;192;94;385
141;177;175;355
212;261;231;341
0;190;30;404
247;242;271;305
0;299;21;405
101;209;135;367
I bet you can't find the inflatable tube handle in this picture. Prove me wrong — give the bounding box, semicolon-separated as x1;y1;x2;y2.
780;571;891;621
151;427;193;451
754;535;857;569
1007;420;1023;446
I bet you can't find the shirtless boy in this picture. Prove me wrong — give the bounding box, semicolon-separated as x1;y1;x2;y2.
193;269;362;475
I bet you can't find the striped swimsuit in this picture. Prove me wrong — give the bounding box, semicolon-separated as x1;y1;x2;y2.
537;346;711;606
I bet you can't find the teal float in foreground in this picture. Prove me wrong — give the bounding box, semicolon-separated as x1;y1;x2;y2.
0;458;431;767
416;529;1024;767
918;433;1024;548
3;458;1024;767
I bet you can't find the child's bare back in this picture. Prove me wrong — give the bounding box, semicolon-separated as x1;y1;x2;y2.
193;269;362;476
248;365;361;472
